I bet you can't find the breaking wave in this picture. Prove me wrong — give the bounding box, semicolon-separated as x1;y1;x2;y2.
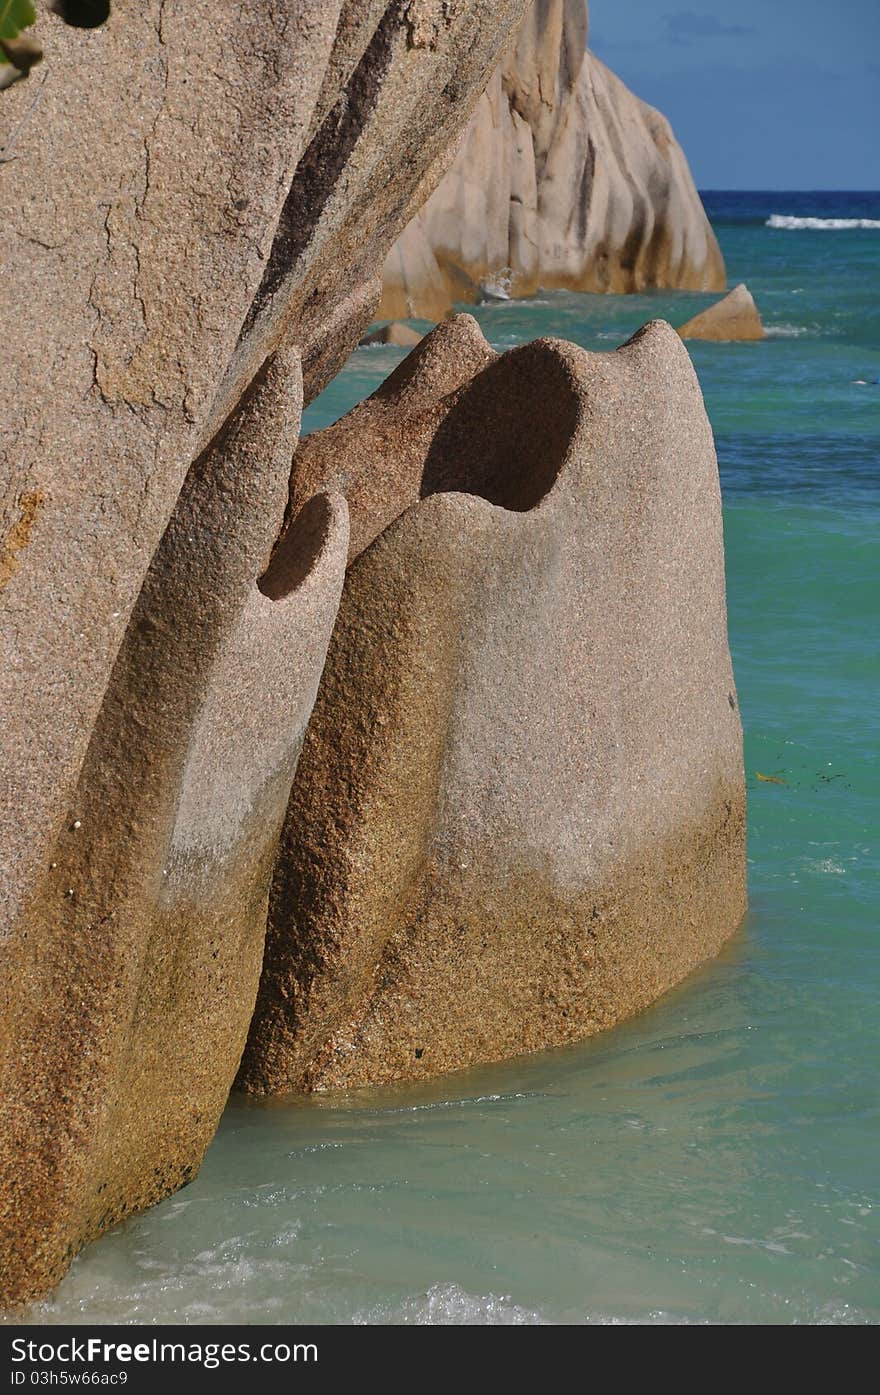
767;214;880;230
764;323;810;338
479;269;513;301
351;1283;711;1325
354;1283;547;1325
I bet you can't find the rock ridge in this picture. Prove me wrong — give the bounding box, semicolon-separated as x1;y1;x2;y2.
380;0;726;318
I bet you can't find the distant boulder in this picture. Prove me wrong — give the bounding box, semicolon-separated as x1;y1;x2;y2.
677;283;764;342
360;322;424;348
380;1;726;320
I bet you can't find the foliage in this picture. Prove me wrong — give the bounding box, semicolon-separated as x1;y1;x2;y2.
1;2;111;95
0;0;37;88
0;1;37;58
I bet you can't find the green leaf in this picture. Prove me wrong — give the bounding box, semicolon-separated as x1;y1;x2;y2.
0;1;37;65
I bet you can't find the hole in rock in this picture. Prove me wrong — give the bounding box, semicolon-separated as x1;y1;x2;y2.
419;344;579;512
51;0;110;28
258;493;332;601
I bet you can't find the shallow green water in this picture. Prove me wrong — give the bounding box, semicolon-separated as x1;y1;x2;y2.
20;193;880;1325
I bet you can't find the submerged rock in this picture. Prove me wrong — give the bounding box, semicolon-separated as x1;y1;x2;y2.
677;283;765;342
380;1;726;319
360;322;425;348
239;318;747;1095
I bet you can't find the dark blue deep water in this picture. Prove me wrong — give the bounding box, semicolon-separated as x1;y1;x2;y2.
17;192;880;1325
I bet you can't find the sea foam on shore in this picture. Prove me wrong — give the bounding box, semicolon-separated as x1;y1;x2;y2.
767;213;880;230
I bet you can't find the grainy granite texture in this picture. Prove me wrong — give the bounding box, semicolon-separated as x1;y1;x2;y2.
239;317;746;1094
0;0;532;1307
288;313;496;563
0;348;349;1307
0;0;747;1311
0;0;530;968
380;0;726;319
678;283;765;342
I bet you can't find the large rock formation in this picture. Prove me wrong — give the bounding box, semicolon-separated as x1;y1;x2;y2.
380;0;726;319
0;0;746;1311
0;0;533;1306
0;0;530;988
678;283;765;342
239;317;746;1095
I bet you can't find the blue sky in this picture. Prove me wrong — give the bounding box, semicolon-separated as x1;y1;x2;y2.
589;1;879;189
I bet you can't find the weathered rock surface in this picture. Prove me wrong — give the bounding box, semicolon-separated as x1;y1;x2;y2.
677;283;764;342
239;317;746;1095
0;348;349;1307
0;0;533;1306
290;313;496;562
380;0;726;319
360;322;425;347
0;0;530;977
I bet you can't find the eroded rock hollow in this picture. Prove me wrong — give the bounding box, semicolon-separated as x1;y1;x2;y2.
240;317;746;1094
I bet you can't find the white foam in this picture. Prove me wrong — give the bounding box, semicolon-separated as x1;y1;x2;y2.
479;269;512;301
351;1284;713;1325
766;214;880;230
806;858;846;875
354;1282;546;1325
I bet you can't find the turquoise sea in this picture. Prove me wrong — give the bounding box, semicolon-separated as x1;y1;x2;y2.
19;192;880;1325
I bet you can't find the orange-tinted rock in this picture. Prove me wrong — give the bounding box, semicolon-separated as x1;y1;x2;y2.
677;283;765;342
360;322;425;347
239;319;746;1095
